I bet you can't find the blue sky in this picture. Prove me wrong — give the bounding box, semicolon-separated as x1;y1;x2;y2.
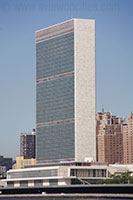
0;0;133;158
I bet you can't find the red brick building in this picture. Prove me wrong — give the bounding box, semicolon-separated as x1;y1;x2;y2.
122;112;133;164
96;112;124;164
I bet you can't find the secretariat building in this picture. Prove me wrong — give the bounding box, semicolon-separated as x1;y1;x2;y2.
3;19;120;188
36;19;96;163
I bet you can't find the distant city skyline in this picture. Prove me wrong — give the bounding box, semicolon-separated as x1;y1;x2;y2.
0;0;133;158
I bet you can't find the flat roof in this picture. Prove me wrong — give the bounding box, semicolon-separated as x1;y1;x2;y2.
36;18;95;33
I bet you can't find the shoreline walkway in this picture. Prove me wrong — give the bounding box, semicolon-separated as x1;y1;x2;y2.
1;193;133;199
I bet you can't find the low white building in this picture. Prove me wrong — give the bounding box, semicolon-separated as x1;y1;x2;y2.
3;161;133;188
2;162;108;188
108;164;133;175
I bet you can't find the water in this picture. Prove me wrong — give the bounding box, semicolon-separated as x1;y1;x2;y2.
0;198;131;200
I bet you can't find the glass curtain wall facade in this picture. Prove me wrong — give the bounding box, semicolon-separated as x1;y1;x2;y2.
36;31;75;162
36;19;96;163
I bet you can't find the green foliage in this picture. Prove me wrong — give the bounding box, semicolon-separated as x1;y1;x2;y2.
97;171;133;184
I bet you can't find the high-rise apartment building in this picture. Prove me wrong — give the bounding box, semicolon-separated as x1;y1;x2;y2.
123;112;133;164
20;129;36;159
96;112;124;164
36;19;96;163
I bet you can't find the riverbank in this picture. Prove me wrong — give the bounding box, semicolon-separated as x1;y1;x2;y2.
2;184;133;195
1;193;133;199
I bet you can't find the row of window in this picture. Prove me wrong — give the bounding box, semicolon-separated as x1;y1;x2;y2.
36;32;74;79
37;85;74;96
37;142;74;151
37;122;74;131
37;32;74;49
37;84;74;96
37;44;74;58
8;169;58;179
37;95;74;107
37;131;74;141
37;103;74;113
36;68;73;80
37;39;73;51
37;96;74;106
37;33;73;47
37;38;73;49
37;75;74;123
37;89;74;99
37;53;73;67
7;179;58;187
70;169;107;177
37;123;74;160
37;108;74;118
37;35;73;59
37;118;74;127
37;50;73;64
37;89;74;100
37;108;73;116
37;107;74;118
37;61;74;79
37;152;74;160
37;75;74;88
37;113;74;124
37;35;73;50
37;95;74;108
37;61;73;75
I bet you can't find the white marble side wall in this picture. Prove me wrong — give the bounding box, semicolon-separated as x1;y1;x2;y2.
74;19;96;162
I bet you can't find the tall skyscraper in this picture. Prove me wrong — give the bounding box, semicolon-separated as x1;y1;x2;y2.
20;129;36;159
36;19;96;163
